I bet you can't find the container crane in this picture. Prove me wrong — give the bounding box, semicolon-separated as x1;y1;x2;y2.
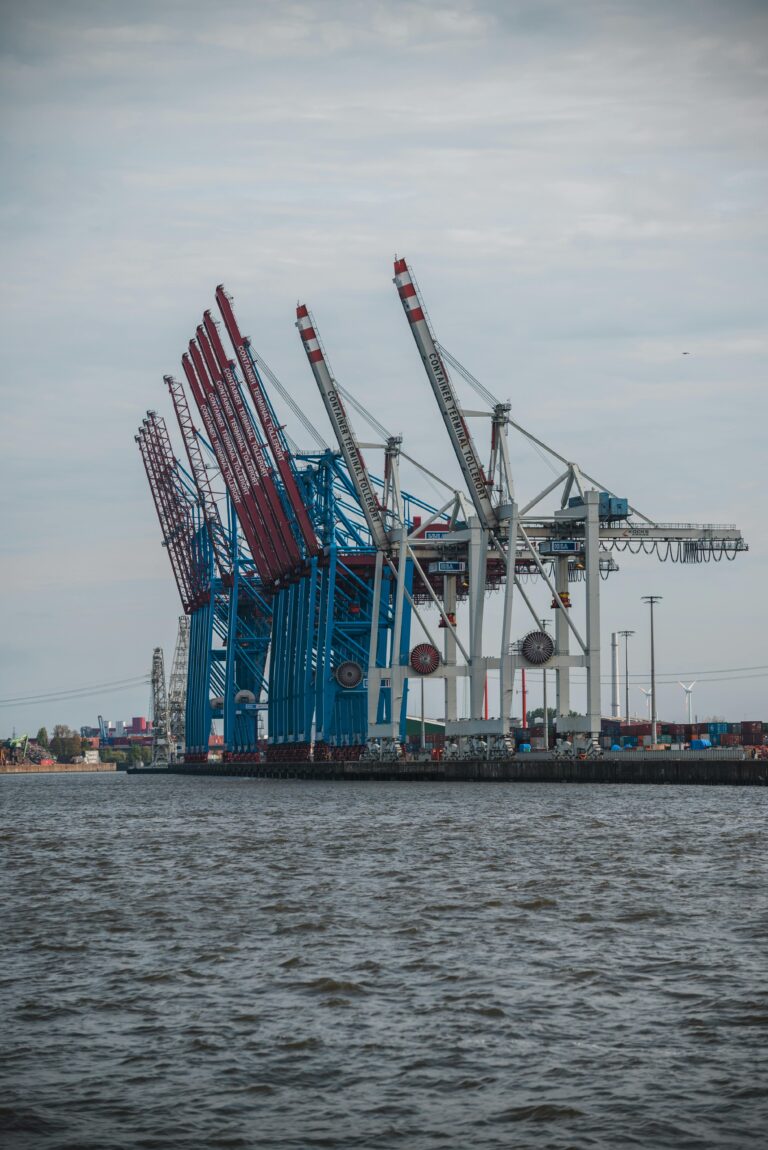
393;256;519;729
296;302;415;746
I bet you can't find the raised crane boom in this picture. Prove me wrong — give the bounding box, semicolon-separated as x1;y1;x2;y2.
164;373;230;580
194;324;299;574
215;285;319;557
393;257;497;532
182;349;278;583
296;304;389;552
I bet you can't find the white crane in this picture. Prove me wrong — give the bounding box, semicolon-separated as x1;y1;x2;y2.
296;304;391;551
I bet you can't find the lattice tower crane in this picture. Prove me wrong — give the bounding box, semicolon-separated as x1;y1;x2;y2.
168;616;190;762
150;647;170;768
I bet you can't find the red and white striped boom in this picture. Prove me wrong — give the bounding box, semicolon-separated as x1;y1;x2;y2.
296;303;390;552
393;257;497;532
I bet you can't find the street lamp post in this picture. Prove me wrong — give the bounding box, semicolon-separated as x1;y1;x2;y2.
619;630;635;721
641;597;663;744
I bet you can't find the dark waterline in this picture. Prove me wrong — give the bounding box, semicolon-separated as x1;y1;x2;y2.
2;773;767;1149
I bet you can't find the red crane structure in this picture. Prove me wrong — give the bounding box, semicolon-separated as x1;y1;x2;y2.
164;373;230;581
194;320;300;574
182;347;279;584
215;285;319;559
136;412;209;613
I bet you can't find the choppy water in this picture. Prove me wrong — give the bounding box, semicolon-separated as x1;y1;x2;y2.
1;774;767;1149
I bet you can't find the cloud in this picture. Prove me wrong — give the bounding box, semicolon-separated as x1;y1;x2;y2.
0;0;766;729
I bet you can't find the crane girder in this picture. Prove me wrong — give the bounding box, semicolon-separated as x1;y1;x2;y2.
164;374;230;580
393;257;497;533
182;349;279;583
215;287;319;558
194;325;299;576
296;303;390;553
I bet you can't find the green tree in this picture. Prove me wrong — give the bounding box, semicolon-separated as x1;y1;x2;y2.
526;707;557;727
36;727;49;748
108;749;127;765
129;744;143;764
50;724;84;763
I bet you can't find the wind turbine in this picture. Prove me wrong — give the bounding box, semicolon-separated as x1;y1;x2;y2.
636;686;653;720
679;681;696;724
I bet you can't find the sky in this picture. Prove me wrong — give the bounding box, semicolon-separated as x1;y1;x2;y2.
1;0;766;736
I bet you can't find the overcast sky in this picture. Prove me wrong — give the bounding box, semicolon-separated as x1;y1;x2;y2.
1;0;766;735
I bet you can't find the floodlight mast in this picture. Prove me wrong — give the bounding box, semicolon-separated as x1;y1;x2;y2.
619;631;635;721
642;596;663;743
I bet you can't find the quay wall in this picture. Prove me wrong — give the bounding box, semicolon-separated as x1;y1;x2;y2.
128;758;768;785
1;762;118;775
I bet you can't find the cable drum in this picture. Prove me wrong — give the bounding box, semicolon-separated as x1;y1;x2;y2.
335;661;363;689
520;630;555;666
410;643;441;675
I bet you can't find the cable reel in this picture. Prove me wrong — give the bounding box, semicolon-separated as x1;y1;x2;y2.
520;630;555;666
335;661;364;689
410;643;441;675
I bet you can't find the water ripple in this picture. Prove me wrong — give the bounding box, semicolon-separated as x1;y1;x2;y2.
1;774;767;1149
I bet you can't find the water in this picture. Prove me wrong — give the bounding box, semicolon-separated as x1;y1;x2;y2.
2;774;767;1149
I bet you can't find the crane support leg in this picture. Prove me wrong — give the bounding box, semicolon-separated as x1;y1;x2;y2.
555;556;571;724
585;490;602;745
499;502;518;725
443;575;458;724
468;518;488;721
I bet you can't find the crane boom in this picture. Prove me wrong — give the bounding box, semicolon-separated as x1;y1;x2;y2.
182;350;278;583
393;257;497;532
215;287;319;557
137;415;204;610
296;304;389;551
140;417;197;604
194;326;299;574
137;427;190;608
164;374;230;579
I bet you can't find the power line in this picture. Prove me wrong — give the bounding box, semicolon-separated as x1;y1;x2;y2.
0;675;150;707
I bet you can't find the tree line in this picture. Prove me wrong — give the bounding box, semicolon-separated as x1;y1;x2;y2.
34;726;152;765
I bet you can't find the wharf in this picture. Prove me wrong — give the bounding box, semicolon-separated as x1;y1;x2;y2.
1;762;118;775
128;757;767;786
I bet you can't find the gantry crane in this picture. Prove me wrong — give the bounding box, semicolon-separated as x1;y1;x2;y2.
394;257;747;750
